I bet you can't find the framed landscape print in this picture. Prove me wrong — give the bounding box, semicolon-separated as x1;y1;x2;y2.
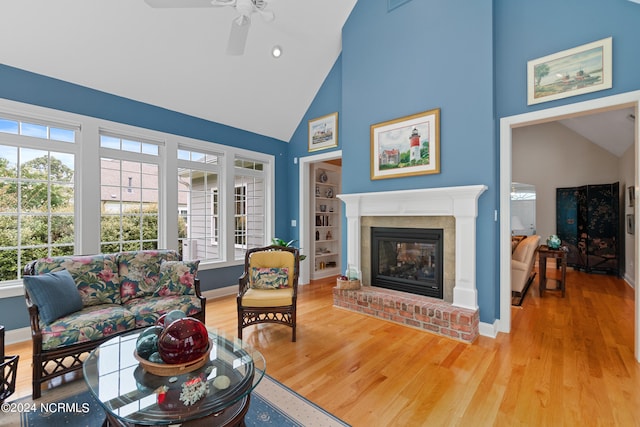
370;108;440;180
308;112;338;152
527;37;612;105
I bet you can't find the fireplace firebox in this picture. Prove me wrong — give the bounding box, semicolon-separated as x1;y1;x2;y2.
371;227;443;299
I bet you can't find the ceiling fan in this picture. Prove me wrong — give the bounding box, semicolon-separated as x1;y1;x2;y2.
144;0;275;56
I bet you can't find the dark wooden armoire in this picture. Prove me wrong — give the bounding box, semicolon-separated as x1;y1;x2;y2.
556;182;620;276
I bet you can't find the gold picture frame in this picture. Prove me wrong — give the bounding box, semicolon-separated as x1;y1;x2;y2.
370;108;440;180
308;112;338;152
527;37;612;105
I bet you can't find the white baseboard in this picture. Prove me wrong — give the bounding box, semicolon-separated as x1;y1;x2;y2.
202;285;237;300
5;326;30;345
624;274;635;289
479;320;499;338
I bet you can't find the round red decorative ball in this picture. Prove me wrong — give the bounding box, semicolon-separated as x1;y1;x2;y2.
158;317;209;364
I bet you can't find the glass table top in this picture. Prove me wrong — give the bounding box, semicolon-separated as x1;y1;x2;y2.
83;328;265;426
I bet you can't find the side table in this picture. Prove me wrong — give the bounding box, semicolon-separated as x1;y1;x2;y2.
1;325;19;403
538;245;567;297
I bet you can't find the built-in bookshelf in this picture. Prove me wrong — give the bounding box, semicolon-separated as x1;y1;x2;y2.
311;162;341;279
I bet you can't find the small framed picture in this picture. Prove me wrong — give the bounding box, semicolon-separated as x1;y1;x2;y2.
629;186;635;207
627;214;634;235
308;112;338;152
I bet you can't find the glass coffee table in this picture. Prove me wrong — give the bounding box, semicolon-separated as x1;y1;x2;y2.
83;328;265;426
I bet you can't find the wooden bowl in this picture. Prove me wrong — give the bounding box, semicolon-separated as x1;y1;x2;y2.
134;340;212;376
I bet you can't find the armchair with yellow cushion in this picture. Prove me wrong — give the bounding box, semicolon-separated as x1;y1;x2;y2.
237;245;300;342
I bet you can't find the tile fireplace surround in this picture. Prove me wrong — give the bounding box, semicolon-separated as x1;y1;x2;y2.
336;185;487;343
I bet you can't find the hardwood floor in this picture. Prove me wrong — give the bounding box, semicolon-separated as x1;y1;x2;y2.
5;268;640;426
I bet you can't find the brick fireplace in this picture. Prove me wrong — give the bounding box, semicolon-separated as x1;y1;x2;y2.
335;185;487;343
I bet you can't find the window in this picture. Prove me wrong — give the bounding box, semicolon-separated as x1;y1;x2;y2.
177;148;221;262
0;144;75;281
0;99;274;292
234;157;266;259
100;134;160;253
0;117;75;143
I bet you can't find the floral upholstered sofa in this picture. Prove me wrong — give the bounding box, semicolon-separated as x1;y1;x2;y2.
22;249;205;399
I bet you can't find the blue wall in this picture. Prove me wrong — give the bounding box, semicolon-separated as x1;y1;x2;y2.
495;0;640;119
286;56;344;247
340;0;498;322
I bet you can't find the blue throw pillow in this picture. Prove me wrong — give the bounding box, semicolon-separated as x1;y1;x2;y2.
23;269;83;324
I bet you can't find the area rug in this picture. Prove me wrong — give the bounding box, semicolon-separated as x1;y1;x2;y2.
511;272;536;307
0;374;349;427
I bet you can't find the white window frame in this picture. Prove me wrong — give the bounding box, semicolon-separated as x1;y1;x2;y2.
99;131;163;253
0;98;275;298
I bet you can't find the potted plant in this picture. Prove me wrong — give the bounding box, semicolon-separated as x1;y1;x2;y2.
271;238;307;261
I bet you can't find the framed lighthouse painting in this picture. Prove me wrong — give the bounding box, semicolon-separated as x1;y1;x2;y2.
370;108;440;180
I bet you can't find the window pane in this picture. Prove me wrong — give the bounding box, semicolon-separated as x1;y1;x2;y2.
143;241;158;250
101;215;121;242
142;215;158;240
101;243;120;254
20;122;47;139
100;135;120;150
50;152;74;183
0;249;18;282
20;182;48;213
177;168;220;262
20;215;48;246
122;139;141;153
50;127;75;143
0;119;18;135
0;215;18;248
0;145;18;178
122;215;142;241
141;142;158;156
52;245;74;256
0;184;17;211
234;173;265;258
100;155;159;251
51;215;74;244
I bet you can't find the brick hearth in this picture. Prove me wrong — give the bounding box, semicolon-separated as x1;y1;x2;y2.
333;286;479;343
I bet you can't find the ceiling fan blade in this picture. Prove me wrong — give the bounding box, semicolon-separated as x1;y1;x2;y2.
226;16;251;56
144;0;234;8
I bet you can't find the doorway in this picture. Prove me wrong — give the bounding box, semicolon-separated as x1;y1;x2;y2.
499;91;640;361
298;150;343;285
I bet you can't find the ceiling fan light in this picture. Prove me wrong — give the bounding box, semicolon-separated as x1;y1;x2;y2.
272;45;282;58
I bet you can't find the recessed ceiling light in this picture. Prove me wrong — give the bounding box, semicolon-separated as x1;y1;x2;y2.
271;45;282;58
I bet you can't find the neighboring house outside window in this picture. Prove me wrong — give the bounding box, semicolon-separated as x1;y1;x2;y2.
234;157;266;259
99;133;160;253
177;147;221;262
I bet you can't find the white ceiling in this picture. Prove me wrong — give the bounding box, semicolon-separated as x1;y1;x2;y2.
0;0;358;142
558;107;635;157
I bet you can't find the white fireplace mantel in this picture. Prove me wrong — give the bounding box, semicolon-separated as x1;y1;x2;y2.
337;185;487;311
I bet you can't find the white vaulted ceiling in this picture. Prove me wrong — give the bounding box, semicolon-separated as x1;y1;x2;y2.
0;0;358;142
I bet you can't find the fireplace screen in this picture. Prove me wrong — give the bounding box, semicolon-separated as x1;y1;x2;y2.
371;227;443;299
